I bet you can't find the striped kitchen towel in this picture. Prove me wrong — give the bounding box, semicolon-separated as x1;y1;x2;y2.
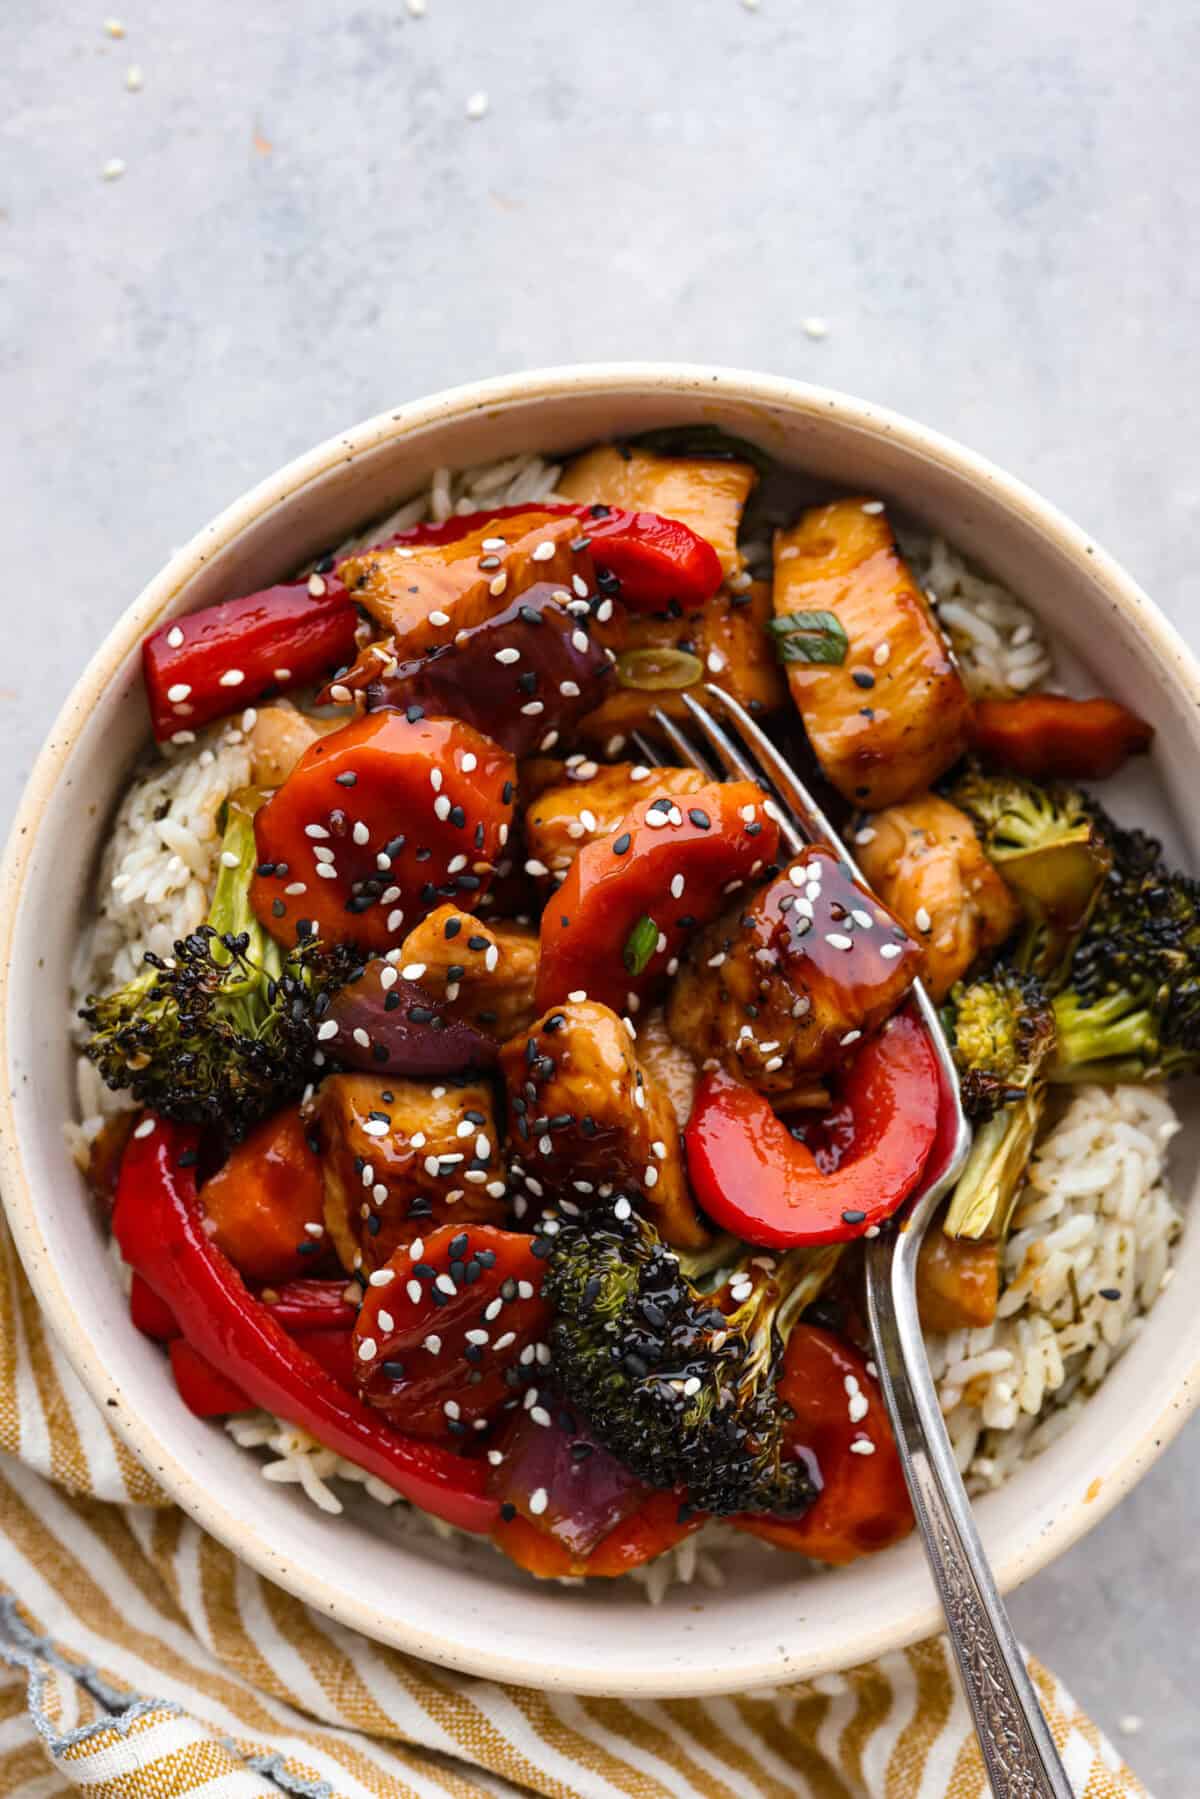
0;1222;1149;1798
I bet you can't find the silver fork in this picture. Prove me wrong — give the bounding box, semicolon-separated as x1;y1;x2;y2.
639;684;1074;1799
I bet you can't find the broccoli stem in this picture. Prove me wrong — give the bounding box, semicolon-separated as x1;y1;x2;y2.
943;1090;1044;1241
206;794;284;1032
1051;990;1160;1072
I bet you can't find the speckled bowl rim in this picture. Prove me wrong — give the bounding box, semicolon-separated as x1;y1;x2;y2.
2;362;1199;1696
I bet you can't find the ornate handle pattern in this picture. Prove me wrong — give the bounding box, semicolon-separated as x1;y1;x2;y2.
865;1230;1075;1799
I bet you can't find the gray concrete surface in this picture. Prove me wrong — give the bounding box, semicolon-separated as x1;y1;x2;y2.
3;0;1197;1787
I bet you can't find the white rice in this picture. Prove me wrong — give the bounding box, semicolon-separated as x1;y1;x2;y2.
929;1083;1181;1490
71;451;1182;1595
901;527;1054;699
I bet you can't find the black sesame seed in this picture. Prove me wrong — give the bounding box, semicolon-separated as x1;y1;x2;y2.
366;1215;381;1236
502;781;514;805
500;1502;517;1521
297;1240;322;1256
688;809;711;830
449;804;467;828
468;935;489;952
334;771;359;787
613;832;631;856
444;916;462;939
176;1148;199;1168
531;1238;554;1259
841;1209;867;1225
1099;1286;1122;1300
382;1360;406;1379
271;899;286;918
851;669;876;690
406;704;425;723
256;862;277;878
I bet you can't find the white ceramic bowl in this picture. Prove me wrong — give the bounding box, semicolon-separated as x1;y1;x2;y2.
3;364;1199;1697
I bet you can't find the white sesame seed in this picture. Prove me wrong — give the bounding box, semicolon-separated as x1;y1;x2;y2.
854;826;877;845
531;540;556;563
435;1273;456;1296
434;795;451;821
915;906;933;933
101;156;126;181
848;1393;869;1423
313;845;335;864
165;625;185;648
872;641;891;667
316;1019;339;1042
410;1134;426;1150
465;90;489;120
484;944;499;972
133;1117;157;1140
494;647;521;665
352;821;370;846
313;864;336;881
851;909;874;929
849;1439;876;1455
219;668;244;687
400;962;426;982
559;680;580;697
571;629;589;654
521;700;545;716
683;1376;702;1397
764;1055;785;1072
166;682;192;703
488;572;508;597
363;1118;389;1137
357;1337;377;1362
461;751;477;772
706;649;726;673
517;1280;534;1299
406;1279;422;1303
572;574;589;598
861;500;885;515
368;1268;395;1287
529;1487;549;1516
484;1297;504;1322
387;908;405;933
531;1405;552;1427
879;942;904;959
567;989;588;1003
826;932;853;950
670;874;685;899
802;315;828;338
422;1333;442;1356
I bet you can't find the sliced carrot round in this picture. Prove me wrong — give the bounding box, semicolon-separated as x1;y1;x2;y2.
250;712;516;954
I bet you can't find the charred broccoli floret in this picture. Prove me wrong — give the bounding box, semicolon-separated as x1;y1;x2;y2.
1050;823;1200;1081
948;966;1057;1120
949;768;1110;981
943;967;1056;1239
81;792;355;1137
542;1203;839;1516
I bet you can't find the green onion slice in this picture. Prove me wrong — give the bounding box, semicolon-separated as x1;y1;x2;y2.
614;648;704;691
768;610;849;666
623;914;660;976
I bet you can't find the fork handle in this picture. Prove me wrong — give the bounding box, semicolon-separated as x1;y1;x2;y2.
864;1236;1076;1799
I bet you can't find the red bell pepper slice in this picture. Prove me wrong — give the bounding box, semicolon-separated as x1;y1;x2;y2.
256;1278;358;1334
113;1116;499;1533
299;1328;357;1389
379;502;722;614
734;1324;911;1564
130;1272;179;1341
535;778;780;1015
142;579;360;742
169;1338;253;1418
249;711;516;954
685;1011;939;1247
353;1225;552;1440
971;695;1153;781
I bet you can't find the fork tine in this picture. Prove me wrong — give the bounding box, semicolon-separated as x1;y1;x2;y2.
696;684;850;870
676;693;807;856
636;708;723;780
686;685;966;1159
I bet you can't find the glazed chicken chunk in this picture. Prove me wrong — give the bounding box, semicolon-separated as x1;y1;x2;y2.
338;513;591;669
523;762;706;884
773;499;972;809
558;444;756;580
667;847;922;1093
310;1072;505;1273
396;904;539;1040
854;794;1020;1001
500;1000;708;1249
